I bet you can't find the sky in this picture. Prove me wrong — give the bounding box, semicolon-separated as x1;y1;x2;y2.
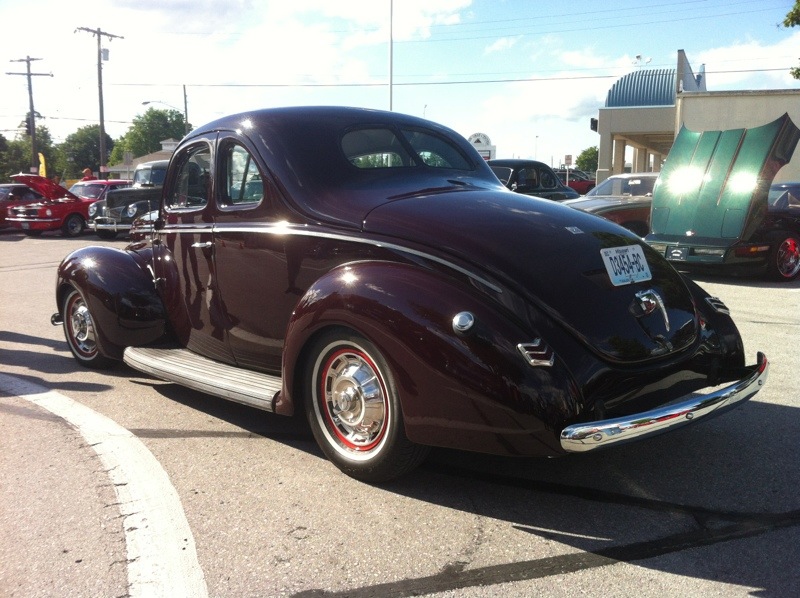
1;0;798;169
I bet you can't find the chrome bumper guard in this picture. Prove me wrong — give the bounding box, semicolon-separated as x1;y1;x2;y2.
93;219;131;232
560;352;768;453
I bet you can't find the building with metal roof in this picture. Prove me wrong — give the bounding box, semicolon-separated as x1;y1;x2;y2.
595;50;800;183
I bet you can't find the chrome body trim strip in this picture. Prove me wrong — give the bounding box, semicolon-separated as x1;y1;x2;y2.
157;222;504;294
560;352;768;452
6;217;59;223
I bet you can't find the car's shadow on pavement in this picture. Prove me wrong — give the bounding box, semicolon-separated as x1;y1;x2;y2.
142;374;799;598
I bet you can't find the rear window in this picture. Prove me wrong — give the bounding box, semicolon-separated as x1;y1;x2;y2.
342;127;472;170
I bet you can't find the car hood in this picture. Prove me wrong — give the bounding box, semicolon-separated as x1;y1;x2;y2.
563;195;651;213
363;188;698;363
11;174;79;202
649;113;800;241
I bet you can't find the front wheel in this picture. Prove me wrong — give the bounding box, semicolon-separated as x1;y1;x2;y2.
304;330;429;483
767;233;800;281
62;288;114;369
61;214;85;237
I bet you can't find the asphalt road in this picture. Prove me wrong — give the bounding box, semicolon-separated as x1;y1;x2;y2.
1;229;799;597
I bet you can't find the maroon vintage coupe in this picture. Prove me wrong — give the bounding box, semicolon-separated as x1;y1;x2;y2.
51;107;767;482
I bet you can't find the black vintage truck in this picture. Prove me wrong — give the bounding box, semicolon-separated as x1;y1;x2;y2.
89;160;168;239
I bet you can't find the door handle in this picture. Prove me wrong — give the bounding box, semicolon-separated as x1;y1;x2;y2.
191;241;213;249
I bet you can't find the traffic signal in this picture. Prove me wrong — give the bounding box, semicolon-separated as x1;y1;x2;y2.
590;117;598;132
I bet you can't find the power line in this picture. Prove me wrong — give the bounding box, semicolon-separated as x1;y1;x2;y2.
6;56;53;173
75;27;124;177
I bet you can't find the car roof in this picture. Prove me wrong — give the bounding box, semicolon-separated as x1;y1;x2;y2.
183;106;500;226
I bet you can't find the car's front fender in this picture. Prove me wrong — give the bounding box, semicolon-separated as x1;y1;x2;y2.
280;260;581;457
55;245;167;360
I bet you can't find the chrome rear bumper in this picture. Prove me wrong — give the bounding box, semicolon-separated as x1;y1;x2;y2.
560;352;768;452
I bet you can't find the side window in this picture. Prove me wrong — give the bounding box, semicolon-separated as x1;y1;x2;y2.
220;143;264;207
517;168;538;188
165;144;211;210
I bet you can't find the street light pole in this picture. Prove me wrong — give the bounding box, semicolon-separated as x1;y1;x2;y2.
142;95;190;135
76;27;123;179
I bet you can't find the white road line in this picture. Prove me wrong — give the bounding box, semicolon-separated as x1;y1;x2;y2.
0;374;208;598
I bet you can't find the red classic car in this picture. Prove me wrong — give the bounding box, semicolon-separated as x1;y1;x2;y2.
51;107;767;482
0;183;44;227
7;176;130;237
555;169;596;195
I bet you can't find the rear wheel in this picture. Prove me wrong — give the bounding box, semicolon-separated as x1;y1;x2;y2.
767;233;800;281
304;330;429;482
62;287;114;368
62;214;85;237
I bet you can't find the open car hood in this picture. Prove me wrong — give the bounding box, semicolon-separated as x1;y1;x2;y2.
11;174;79;202
649;114;800;241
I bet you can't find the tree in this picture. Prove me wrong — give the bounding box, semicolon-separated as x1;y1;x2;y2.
576;146;598;175
785;0;800;79
109;107;186;165
0;126;55;179
60;125;114;178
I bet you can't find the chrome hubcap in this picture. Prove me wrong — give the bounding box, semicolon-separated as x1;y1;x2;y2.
69;299;97;356
322;350;387;450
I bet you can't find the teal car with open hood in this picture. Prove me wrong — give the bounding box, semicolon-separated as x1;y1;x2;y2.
646;114;800;281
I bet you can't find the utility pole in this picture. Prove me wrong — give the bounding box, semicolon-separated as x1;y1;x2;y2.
6;56;53;174
76;27;123;178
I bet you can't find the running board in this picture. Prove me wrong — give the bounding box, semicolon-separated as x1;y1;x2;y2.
123;346;281;412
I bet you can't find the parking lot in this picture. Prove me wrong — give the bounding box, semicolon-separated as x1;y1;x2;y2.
2;229;799;597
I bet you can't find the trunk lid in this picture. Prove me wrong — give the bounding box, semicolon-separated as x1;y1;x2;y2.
364;189;698;363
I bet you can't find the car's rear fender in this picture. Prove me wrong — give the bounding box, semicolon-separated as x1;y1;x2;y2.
55;245;167;360
280;260;581;457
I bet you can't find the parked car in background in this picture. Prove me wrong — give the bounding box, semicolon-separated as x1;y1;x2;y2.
564;172;658;237
52;106;766;482
646;115;800;281
6;176;129;237
67;179;131;203
90;160;168;239
1;183;44;227
488;159;580;200
555;169;595;195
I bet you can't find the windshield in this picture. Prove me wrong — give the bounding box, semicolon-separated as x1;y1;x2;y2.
133;166;167;186
68;182;105;199
769;185;800;208
588;176;655;197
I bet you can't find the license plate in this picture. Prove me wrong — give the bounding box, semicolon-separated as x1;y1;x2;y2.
21;223;29;230
601;245;652;286
666;247;688;261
